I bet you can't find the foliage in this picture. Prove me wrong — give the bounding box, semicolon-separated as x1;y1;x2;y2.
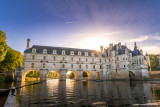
0;48;23;71
26;70;40;77
149;54;160;71
0;76;5;82
69;72;74;79
47;72;58;79
83;72;88;77
0;30;8;62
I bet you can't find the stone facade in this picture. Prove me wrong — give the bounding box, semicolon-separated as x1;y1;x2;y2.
15;39;149;82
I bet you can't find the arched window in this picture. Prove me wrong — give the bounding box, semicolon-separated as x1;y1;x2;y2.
71;64;73;69
70;51;74;55
78;51;81;55
43;49;47;53
91;52;95;56
53;50;57;54
100;59;101;63
93;65;95;69
31;63;34;68
32;48;36;53
43;56;46;60
62;64;65;68
85;52;88;56
53;56;56;60
43;63;45;68
62;50;65;55
63;57;65;61
86;65;88;69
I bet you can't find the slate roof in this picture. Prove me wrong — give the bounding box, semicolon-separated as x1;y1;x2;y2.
24;45;102;57
105;44;142;56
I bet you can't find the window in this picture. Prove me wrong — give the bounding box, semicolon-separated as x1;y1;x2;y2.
100;59;101;63
71;64;73;69
117;57;118;61
93;65;95;69
70;51;74;55
32;55;35;60
85;52;88;56
71;57;73;61
100;65;103;69
62;64;65;68
43;63;45;68
43;49;47;53
92;59;94;62
53;64;55;68
99;53;102;57
53;50;57;54
78;51;81;55
62;57;65;61
43;56;46;60
32;48;36;53
123;58;125;60
62;50;65;55
86;65;88;69
31;63;34;68
91;52;94;56
86;58;88;62
124;65;125;67
79;58;81;61
79;65;81;69
53;56;56;60
105;59;106;62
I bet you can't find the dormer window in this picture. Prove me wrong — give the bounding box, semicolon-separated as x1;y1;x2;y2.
32;48;36;53
62;50;65;55
43;49;47;53
78;51;81;55
99;53;102;57
53;50;57;54
91;52;95;57
85;52;88;56
70;51;74;55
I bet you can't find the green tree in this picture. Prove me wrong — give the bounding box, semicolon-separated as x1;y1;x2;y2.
0;48;23;71
69;72;74;79
149;54;160;71
0;30;8;62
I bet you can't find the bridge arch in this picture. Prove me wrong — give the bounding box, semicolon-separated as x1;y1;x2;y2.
46;70;60;80
23;70;40;82
66;70;78;80
83;71;92;80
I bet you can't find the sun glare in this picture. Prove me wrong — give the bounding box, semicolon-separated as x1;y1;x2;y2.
81;37;109;50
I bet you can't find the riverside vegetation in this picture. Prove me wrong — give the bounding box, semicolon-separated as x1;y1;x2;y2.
0;30;23;82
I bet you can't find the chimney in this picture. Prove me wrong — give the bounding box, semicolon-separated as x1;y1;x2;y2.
100;46;103;52
27;39;30;49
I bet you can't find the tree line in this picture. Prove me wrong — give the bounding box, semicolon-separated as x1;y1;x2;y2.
149;54;160;71
0;30;23;72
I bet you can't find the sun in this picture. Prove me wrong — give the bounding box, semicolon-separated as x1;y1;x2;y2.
81;37;109;50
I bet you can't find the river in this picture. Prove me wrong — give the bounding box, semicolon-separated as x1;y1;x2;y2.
1;80;160;106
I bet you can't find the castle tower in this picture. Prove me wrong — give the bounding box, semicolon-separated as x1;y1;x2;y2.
27;39;30;49
100;46;103;52
134;42;137;50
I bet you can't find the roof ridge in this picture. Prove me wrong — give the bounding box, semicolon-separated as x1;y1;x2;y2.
32;45;98;51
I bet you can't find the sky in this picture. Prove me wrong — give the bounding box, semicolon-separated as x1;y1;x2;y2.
0;0;160;54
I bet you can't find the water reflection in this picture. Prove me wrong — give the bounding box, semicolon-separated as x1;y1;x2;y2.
14;80;160;107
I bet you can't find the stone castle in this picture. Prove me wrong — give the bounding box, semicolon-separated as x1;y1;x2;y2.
15;39;149;82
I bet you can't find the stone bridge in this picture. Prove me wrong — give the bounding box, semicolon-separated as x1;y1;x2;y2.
14;67;101;82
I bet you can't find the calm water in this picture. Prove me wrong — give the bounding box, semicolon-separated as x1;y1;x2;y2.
1;80;160;107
